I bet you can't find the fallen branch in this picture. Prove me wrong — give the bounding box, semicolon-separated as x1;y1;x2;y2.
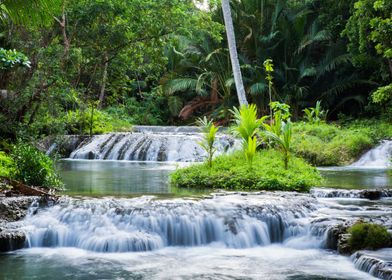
0;177;58;198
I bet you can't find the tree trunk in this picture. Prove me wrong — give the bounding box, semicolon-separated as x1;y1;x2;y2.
53;1;70;58
221;0;248;106
98;53;108;108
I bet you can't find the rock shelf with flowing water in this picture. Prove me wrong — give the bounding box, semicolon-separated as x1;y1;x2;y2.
3;190;392;279
69;126;239;162
18;191;392;254
350;140;392;168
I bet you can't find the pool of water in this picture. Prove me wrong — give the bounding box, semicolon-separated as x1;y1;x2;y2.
57;160;392;197
0;246;374;280
57;160;182;197
318;167;391;189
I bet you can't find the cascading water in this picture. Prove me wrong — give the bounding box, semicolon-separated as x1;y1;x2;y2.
350;140;392;168
4;191;391;279
351;250;392;280
69;126;239;162
21;193;325;253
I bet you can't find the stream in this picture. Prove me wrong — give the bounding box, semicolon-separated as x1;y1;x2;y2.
0;130;391;279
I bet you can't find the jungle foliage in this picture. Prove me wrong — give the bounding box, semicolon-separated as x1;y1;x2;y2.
0;0;390;141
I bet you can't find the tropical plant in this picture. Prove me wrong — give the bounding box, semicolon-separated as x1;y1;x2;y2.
196;116;219;168
244;136;257;167
263;59;274;118
303;101;328;124
270;101;291;121
230;104;267;144
0;0;61;26
264;120;293;169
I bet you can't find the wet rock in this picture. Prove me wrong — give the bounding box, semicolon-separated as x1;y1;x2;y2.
351;249;392;280
0;229;26;252
338;233;352;255
360;190;382;200
0;196;41;252
0;196;37;222
324;223;349;250
311;188;392;200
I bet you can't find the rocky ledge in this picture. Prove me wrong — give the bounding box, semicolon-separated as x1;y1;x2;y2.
0;196;41;252
351;249;392;280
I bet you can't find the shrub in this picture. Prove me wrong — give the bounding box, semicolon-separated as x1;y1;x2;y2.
170;150;321;192
348;222;391;251
11;143;63;189
0;151;16;178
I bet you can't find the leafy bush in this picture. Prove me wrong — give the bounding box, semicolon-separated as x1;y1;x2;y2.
170;150;321;192
0;48;31;69
11;143;63;189
0;152;16;178
348;222;391;251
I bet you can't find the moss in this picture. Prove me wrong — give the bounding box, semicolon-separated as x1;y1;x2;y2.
348;222;391;251
170;150;321;192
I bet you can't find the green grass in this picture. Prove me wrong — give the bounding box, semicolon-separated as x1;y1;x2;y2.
170;150;322;192
291;120;392;166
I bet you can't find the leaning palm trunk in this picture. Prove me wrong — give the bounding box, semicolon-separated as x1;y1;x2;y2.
221;0;248;106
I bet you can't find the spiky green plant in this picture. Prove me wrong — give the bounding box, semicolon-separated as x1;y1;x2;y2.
230;104;267;144
303;101;327;124
244;136;257;167
264;120;292;169
197;116;219;168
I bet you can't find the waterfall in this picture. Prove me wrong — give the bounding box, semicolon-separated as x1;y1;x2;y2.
351;250;392;280
22;193;325;253
350;140;392;168
69;126;239;162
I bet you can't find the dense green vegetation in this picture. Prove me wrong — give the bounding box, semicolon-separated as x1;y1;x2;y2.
292;120;392;166
348;222;391;251
0;143;62;189
0;0;391;143
171;150;321;192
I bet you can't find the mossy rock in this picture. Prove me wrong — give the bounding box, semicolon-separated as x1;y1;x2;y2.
348;222;391;252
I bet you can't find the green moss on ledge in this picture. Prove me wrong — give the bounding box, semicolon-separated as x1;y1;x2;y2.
348;222;391;251
170;150;322;192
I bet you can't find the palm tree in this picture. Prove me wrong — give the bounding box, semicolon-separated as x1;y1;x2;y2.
221;0;248;106
0;0;60;25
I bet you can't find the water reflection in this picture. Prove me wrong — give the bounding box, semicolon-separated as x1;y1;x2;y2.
319;167;391;189
58;160;179;196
